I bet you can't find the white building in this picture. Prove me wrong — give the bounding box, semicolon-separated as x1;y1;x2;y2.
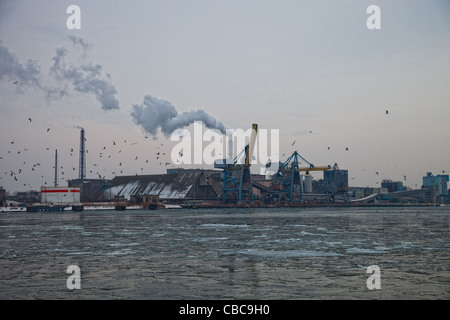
40;187;81;204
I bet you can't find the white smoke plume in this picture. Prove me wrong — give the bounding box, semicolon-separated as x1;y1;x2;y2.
131;95;227;138
67;35;92;53
1;38;228;138
49;37;119;111
0;37;119;111
0;40;42;92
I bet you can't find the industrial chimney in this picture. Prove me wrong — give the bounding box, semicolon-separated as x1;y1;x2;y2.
54;149;58;187
79;128;86;180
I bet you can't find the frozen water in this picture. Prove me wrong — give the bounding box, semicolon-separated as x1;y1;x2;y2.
0;206;449;299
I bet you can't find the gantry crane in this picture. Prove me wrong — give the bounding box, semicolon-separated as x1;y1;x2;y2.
272;151;331;202
214;124;258;202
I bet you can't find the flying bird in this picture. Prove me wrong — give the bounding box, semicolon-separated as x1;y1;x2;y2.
13;81;18;85
345;147;349;151
385;110;389;114
28;118;32;122
292;140;296;146
47;128;50;132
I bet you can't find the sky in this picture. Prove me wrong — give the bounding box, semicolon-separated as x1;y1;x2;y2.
1;0;449;193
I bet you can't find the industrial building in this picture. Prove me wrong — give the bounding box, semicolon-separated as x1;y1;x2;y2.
68;178;111;202
40;186;81;205
0;187;5;207
312;165;348;194
381;179;406;193
4;125;447;209
421;172;449;204
104;169;223;204
102;124;348;206
422;172;449;196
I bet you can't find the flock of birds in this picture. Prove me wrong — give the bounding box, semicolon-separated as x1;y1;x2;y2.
1;117;179;190
2;108;445;191
1;109;387;188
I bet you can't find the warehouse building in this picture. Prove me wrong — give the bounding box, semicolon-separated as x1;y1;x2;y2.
104;169;223;204
68;178;111;202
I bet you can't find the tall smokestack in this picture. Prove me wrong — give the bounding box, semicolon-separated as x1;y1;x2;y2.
79;128;86;180
54;149;58;187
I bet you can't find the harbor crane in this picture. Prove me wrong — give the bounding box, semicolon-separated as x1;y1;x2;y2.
214;123;258;202
272;151;331;202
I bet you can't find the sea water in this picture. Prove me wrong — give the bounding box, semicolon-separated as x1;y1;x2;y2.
0;206;449;299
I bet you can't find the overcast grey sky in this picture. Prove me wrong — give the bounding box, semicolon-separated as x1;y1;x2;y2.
1;0;449;193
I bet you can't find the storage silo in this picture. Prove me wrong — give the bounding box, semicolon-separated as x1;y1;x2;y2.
304;174;313;193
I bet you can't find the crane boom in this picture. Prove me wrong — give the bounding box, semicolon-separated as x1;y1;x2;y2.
292;166;331;172
245;123;258;167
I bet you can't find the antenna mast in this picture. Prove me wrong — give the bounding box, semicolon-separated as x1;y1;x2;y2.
79;128;86;180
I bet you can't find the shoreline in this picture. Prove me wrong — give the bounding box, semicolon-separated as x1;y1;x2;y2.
1;201;446;213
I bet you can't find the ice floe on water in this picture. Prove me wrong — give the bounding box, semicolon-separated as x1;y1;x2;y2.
238;248;342;258
200;223;250;228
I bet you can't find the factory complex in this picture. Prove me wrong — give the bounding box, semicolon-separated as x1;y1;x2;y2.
1;125;449;211
2;167;448;212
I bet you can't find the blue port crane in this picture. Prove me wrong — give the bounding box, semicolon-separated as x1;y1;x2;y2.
272;151;331;202
214;124;258;203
